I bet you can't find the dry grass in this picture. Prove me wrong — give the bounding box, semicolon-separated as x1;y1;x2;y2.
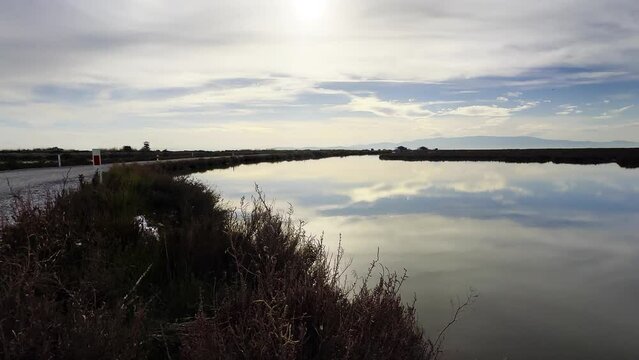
1;165;436;359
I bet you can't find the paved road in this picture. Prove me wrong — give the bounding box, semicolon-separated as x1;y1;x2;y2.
0;155;232;196
0;155;244;215
0;164;113;215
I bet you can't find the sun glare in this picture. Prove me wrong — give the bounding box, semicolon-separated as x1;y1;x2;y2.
293;0;327;21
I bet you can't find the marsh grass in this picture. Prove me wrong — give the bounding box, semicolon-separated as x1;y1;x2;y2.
1;165;435;359
153;150;386;175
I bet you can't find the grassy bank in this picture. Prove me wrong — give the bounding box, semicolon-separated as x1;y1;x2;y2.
380;148;639;168
0;149;388;171
0;148;217;171
0;165;434;359
151;150;388;175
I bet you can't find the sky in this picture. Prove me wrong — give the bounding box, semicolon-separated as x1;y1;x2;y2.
1;0;638;150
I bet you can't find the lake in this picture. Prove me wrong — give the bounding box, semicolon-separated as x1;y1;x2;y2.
192;156;639;360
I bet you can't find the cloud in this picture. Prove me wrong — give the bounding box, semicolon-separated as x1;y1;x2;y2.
442;101;539;118
1;0;638;87
337;95;434;119
556;104;582;115
347;181;430;203
595;105;635;119
445;105;513;117
467;68;633;89
1;0;639;148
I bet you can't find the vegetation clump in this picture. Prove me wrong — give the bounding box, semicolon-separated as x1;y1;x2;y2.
381;147;639;168
0;165;434;359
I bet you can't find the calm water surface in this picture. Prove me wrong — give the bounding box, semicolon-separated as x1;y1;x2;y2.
192;156;639;360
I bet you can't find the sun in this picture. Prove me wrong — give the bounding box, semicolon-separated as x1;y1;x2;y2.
293;0;328;21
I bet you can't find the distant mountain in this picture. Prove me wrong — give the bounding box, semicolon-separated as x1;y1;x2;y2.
349;136;639;150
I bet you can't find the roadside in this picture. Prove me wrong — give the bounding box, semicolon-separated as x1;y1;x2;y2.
0;156;222;215
0;150;385;215
0;165;112;216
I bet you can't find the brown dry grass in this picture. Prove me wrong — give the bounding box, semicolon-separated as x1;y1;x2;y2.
1;165;436;359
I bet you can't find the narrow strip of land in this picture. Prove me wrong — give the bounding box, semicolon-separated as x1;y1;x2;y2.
380;148;639;168
0;150;383;214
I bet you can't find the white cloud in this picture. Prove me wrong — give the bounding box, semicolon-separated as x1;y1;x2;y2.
338;95;434;119
176;77;312;106
442;101;539;118
1;0;639;147
1;0;638;87
496;96;509;102
445;105;513;117
595;105;635;119
556;104;582;115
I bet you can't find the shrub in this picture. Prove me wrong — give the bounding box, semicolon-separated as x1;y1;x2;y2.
1;166;434;359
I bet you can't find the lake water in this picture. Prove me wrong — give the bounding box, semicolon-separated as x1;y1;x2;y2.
192;156;639;360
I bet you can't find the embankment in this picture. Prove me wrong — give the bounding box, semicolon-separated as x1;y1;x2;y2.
152;149;388;174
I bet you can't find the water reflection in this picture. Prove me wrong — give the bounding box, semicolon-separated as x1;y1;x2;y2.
192;156;639;360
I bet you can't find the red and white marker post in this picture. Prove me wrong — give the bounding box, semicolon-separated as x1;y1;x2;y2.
92;149;102;166
92;149;103;183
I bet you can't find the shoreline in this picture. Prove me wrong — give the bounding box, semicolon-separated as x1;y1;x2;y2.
380;148;639;168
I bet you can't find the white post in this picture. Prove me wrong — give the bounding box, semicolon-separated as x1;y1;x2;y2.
57;154;62;167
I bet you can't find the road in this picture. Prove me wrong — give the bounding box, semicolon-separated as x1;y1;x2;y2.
0;156;230;216
0;151;369;215
0;164;113;216
0;155;237;196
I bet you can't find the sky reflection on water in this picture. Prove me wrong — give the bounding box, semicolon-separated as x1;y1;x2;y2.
192;156;639;360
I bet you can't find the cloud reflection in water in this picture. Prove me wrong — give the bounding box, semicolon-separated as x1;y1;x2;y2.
193;157;639;360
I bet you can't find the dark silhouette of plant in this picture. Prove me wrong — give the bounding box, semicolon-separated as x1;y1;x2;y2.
0;165;454;359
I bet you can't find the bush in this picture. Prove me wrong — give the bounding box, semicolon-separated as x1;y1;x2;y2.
0;166;434;359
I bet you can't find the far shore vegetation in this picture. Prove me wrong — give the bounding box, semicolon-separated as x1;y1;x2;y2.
0;165;454;359
382;147;639;168
2;144;638;172
0;146;387;171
